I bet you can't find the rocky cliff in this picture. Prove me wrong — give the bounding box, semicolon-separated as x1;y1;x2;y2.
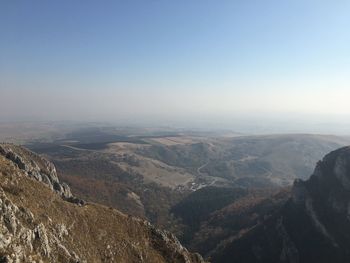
211;146;350;263
0;143;205;263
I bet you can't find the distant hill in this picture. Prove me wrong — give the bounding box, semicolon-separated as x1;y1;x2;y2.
26;132;350;232
137;134;350;187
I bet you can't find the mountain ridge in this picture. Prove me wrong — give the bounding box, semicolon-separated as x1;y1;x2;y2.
211;146;350;263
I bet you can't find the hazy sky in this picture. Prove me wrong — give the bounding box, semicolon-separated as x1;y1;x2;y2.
1;1;350;130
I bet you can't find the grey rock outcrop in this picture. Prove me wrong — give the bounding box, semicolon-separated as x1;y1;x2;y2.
0;144;84;206
148;222;205;263
0;187;82;263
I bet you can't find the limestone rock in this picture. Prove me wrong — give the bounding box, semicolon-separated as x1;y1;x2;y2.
0;144;84;205
0;144;206;263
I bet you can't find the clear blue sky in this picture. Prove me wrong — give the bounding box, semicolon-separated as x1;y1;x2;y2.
1;1;350;128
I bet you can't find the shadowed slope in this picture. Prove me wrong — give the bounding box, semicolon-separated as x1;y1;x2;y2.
212;146;350;263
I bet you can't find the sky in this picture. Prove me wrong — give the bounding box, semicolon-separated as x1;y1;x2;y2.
1;1;350;132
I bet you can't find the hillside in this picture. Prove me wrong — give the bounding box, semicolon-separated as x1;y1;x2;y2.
0;144;205;263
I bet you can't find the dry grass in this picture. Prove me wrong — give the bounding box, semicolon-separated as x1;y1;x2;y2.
102;142;195;189
0;155;180;262
147;137;199;146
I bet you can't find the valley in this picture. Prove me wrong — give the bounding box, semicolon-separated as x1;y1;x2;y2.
22;126;350;260
3;1;349;261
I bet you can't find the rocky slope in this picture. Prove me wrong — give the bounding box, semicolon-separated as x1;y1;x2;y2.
0;143;205;263
211;146;350;263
